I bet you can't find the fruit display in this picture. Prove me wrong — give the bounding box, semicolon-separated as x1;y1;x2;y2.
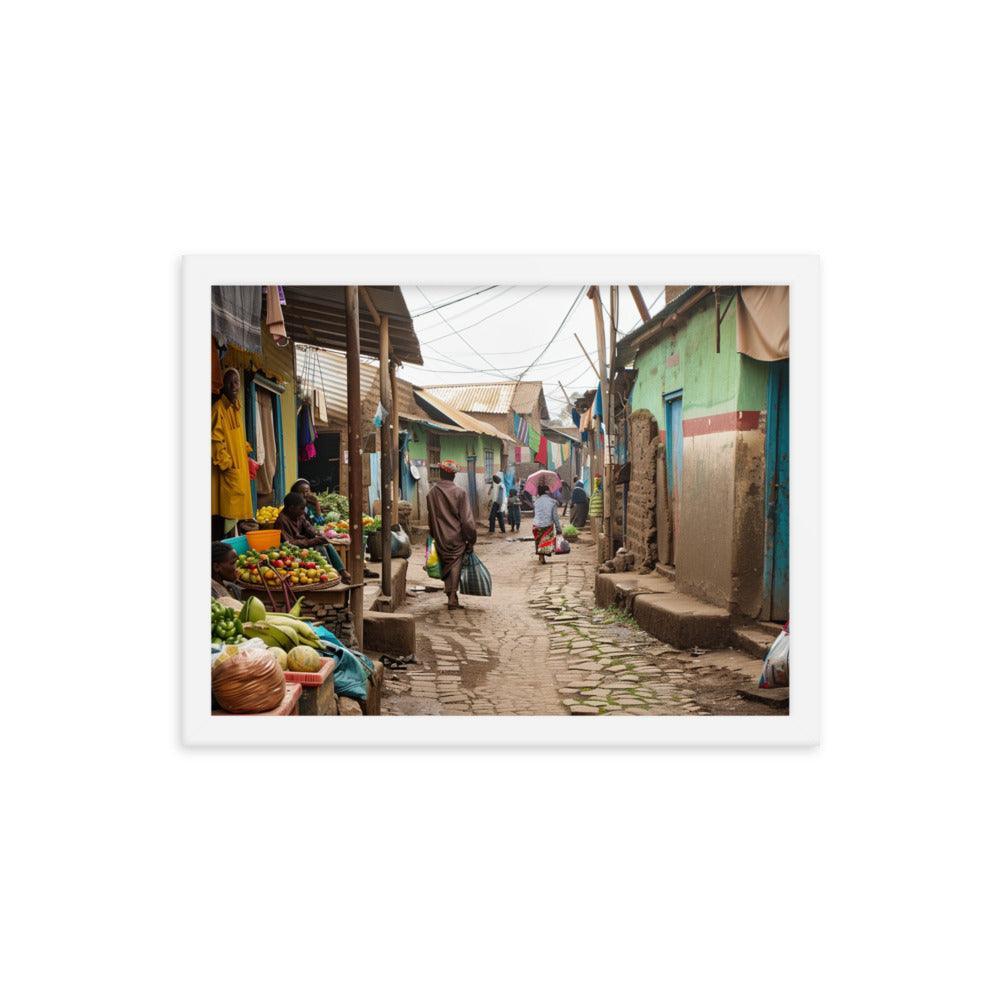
322;522;351;543
316;491;350;521
211;599;245;645
255;505;282;526
240;612;324;654
234;544;339;588
363;514;381;535
286;646;322;672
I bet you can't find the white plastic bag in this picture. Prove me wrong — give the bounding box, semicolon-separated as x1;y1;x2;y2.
758;630;789;688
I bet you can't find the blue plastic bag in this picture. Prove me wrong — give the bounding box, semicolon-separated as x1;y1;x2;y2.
308;623;373;703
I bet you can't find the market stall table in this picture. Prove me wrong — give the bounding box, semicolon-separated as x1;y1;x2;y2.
284;657;336;716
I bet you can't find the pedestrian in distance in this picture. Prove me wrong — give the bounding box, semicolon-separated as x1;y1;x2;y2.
506;478;522;533
426;459;478;610
532;481;562;564
487;473;507;534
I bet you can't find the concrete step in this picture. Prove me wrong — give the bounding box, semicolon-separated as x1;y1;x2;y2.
632;590;732;650
594;571;675;613
731;624;778;660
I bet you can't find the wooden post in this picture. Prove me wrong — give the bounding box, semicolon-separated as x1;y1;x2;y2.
588;286;612;561
378;314;392;599
573;332;602;382
389;359;399;528
344;286;365;644
629;285;650;323
609;285;619;554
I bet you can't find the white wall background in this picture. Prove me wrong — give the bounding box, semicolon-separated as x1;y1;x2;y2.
3;3;997;999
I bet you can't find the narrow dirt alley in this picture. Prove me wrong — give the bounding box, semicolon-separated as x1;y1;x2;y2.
381;531;782;716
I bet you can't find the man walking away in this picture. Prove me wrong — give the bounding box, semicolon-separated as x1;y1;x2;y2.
487;474;507;533
427;460;478;610
507;479;522;534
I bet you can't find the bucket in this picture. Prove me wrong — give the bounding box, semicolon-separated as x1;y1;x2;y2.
246;529;281;551
220;535;249;555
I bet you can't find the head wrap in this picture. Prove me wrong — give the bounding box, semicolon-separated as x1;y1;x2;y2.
438;459;459;474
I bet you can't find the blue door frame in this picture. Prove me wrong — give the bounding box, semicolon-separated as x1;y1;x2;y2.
244;375;287;511
763;360;789;621
662;391;683;564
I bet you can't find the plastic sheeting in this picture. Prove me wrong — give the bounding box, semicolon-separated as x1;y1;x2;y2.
736;286;789;361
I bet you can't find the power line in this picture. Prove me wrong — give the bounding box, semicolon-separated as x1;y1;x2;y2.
415;286;513;380
409;285;499;317
514;286;586;382
411;285;515;333
419;286;548;344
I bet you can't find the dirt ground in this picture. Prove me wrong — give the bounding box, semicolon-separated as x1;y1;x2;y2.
381;527;785;716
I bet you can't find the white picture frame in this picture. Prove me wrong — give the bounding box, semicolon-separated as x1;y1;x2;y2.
183;255;820;746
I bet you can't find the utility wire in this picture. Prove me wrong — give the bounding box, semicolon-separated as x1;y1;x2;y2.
513;286;585;382
415;286;514;380
419;286;547;344
409;285;498;317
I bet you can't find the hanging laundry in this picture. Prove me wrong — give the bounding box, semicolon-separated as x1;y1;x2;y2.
514;414;529;445
297;403;317;462
265;285;288;346
313;387;328;424
535;436;548;465
374;402;387;429
527;426;541;454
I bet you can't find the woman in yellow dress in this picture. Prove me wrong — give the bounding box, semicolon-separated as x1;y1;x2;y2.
211;367;253;530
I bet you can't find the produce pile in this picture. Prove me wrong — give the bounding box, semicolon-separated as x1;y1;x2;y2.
234;544;339;587
562;524;580;541
211;600;245;645
316;491;350;521
322;512;379;540
235;596;324;670
256;505;282;526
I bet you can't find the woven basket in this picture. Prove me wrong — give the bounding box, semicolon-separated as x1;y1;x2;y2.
212;647;286;713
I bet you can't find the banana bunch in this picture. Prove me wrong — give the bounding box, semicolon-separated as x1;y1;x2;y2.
241;613;322;652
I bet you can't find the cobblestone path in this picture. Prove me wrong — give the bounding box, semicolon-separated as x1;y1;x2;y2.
382;534;781;716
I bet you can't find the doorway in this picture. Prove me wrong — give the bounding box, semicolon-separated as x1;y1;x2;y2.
244;376;286;511
662;391;683;564
763;360;790;621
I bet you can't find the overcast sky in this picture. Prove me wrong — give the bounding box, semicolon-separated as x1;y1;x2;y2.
397;285;666;423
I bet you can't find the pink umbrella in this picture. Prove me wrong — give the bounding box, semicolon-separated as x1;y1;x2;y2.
523;469;562;497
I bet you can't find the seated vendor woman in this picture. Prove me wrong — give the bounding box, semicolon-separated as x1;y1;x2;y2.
274;492;351;583
289;478;325;524
211;542;242;600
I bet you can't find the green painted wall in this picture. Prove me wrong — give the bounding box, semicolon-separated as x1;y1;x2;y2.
630;300;742;420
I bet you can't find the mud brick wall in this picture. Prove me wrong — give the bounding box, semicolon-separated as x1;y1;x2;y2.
625;409;659;569
299;600;357;649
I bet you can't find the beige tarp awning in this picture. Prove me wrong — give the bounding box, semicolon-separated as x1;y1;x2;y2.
736;286;789;361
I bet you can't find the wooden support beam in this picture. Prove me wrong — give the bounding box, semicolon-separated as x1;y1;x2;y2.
714;287;721;353
360;286;382;328
378;314;393;599
344;286;366;644
608;285;619;555
629;285;650;323
573;332;602;382
589;286;612;562
389;360;399;528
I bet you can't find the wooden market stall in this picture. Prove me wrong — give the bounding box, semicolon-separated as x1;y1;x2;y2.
280;286;423;642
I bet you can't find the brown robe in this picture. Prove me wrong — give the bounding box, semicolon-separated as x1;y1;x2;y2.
426;479;478;595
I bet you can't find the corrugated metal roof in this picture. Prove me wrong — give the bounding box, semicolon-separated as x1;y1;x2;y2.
296;345;381;426
283;285;423;365
422;380;548;419
413;389;516;444
296;346;514;443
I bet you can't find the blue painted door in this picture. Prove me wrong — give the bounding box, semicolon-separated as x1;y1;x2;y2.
663;392;683;564
764;360;789;621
